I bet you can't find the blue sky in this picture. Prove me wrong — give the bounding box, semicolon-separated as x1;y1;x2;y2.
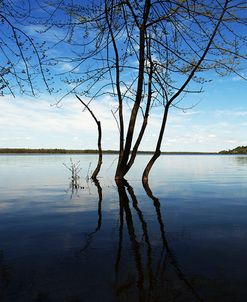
1;1;246;152
1;72;246;152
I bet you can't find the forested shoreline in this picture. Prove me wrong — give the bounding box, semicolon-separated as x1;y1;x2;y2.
219;146;247;154
0;148;217;155
1;146;247;155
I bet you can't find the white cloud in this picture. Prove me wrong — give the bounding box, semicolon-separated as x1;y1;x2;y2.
24;24;65;43
0;95;120;149
59;62;80;73
216;110;247;117
0;94;246;152
208;134;216;138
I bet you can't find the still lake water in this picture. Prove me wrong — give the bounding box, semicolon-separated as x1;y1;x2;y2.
0;154;247;302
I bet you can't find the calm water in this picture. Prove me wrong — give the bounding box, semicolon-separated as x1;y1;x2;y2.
0;154;247;302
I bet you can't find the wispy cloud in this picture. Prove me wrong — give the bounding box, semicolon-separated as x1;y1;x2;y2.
0;94;246;152
0;95;119;149
24;24;65;43
215;109;247;117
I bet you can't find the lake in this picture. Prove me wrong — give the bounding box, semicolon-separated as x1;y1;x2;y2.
0;154;247;302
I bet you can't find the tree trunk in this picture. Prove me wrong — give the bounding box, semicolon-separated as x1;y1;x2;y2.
115;26;146;179
91;120;103;180
115;1;151;180
105;1;125;175
125;58;154;176
142;104;169;183
76;95;103;180
142;149;161;183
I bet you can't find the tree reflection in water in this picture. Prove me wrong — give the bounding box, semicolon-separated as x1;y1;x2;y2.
0;251;11;300
77;178;103;255
77;178;204;301
0;178;204;302
113;179;203;302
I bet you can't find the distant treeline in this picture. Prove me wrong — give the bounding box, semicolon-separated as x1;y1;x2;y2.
219;146;247;154
0;148;217;155
0;148;117;154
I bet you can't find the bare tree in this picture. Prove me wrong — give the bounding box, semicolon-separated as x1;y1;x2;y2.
37;0;247;180
142;0;247;182
76;95;103;180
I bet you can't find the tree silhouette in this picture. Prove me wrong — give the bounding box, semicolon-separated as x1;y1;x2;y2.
3;0;247;179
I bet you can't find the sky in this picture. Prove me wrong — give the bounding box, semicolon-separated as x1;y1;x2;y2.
1;1;246;152
1;72;246;152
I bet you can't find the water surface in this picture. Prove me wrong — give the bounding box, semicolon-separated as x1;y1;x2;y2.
0;154;247;301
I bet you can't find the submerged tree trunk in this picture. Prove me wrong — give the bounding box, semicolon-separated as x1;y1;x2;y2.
143;1;228;183
76;95;102;180
114;26;146;180
142;104;170;183
115;1;152;180
124;58;154;176
91;120;102;180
